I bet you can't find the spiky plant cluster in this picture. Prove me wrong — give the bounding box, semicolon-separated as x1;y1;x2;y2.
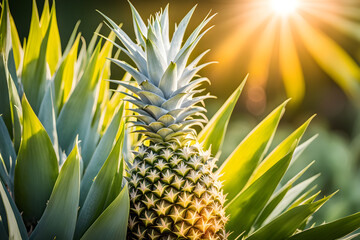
101;3;229;239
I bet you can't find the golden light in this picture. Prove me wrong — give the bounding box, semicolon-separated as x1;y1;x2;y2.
270;0;299;15
213;0;360;114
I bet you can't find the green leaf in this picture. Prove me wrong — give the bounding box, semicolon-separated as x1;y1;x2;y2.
80;106;124;205
261;174;320;227
53;34;80;112
254;161;315;228
14;95;59;221
30;140;81;240
0;181;27;240
246;194;334;240
46;2;62;75
219;100;287;202
0;116;16;179
246;115;314;186
105;157;124;207
22;2;51;113
146;38;166;86
80;184;129;240
38;82;59;158
0;154;10;190
198;78;246;156
56;43;101;153
226;144;296;237
75;130;124;239
288;212;360;240
9;11;22;71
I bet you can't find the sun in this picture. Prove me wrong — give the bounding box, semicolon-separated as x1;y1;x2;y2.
270;0;299;15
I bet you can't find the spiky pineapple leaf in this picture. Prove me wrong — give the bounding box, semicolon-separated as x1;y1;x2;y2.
14;95;59;221
288;212;360;240
261;174;320;227
0;155;10;190
21;0;50;112
0;0;12;134
75;129;125;238
38;82;59;158
219;100;287;202
0;116;15;179
198;78;246;156
246;193;334;240
247;115;314;186
8;5;22;71
53;34;80;111
226;143;296;237
80;105;124;205
56;42;101;153
30;140;80;240
46;2;61;75
80;184;129;240
254;161;315;228
0;180;27;240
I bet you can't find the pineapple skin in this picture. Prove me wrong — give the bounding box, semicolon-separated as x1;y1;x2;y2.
127;142;227;239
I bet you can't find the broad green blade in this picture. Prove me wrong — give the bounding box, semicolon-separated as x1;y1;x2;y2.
246;115;314;187
0;56;11;136
254;161;315;228
22;0;50;112
0;180;27;240
246;194;334;240
75;130;124;238
46;2;62;75
56;43;101;153
105;157;124;206
0;155;10;190
198;78;246;156
262;174;320;227
0;115;16;178
288;212;360;240
14;95;58;221
0;0;12;134
53;34;80;112
80;184;129;240
30;140;81;240
38;82;59;158
9;12;22;71
80;105;124;205
219;100;287;202
226;145;296;236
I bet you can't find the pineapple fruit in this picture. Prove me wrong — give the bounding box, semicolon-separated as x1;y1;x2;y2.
100;4;228;239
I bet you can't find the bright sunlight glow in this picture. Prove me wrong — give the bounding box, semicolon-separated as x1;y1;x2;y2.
270;0;299;15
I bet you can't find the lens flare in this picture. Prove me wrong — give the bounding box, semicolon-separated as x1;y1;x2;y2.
270;0;299;15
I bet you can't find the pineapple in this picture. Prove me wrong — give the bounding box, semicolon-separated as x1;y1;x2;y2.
100;4;228;239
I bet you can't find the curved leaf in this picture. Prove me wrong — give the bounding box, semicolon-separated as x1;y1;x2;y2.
219;100;288;202
30;140;80;240
80;184;129;240
14;95;58;221
0;181;27;240
75;130;124;239
198;78;246;156
288;212;360;240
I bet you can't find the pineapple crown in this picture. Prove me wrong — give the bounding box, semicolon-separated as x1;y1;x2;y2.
99;3;216;144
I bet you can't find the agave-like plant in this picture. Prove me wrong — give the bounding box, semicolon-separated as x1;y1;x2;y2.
0;1;360;240
0;0;131;239
100;2;360;240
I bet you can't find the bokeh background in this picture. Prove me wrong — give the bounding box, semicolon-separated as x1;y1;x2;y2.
11;0;360;223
